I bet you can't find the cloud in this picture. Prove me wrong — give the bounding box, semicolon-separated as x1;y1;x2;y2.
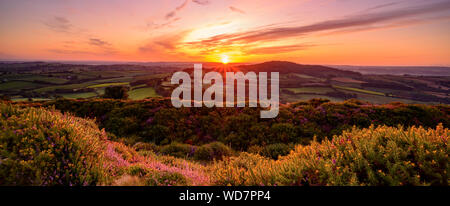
192;0;210;5
139;32;184;53
144;17;181;31
43;16;72;33
88;38;111;47
229;6;246;14
188;1;450;46
48;49;92;55
364;1;402;12
165;0;211;20
166;0;189;19
243;44;314;55
87;38;117;54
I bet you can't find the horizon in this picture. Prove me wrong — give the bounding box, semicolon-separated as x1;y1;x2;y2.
1;0;450;66
1;59;450;68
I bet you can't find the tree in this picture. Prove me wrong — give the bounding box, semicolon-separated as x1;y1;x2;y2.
103;86;129;99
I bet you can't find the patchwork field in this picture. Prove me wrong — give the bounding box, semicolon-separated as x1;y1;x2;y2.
0;61;448;104
129;87;160;100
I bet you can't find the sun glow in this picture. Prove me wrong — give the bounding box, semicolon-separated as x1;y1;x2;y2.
221;55;229;64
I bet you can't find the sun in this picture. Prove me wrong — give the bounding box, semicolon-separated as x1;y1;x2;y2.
221;54;229;64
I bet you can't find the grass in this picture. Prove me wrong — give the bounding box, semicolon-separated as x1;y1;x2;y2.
332;85;385;96
87;82;129;89
34;82;95;92
280;93;343;102
17;76;69;84
131;84;147;89
11;98;53;102
331;77;366;84
128;87;160;100
0;81;47;91
61;92;98;99
91;77;133;84
284;87;334;94
135;73;171;80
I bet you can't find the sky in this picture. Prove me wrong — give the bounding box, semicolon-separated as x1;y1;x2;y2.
0;0;449;66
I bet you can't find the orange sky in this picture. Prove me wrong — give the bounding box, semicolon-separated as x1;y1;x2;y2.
0;0;449;66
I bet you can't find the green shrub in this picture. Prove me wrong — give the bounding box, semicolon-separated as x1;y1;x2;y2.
0;103;109;185
160;142;195;158
127;164;150;177
133;142;160;153
261;143;292;159
194;142;233;161
103;86;129;100
247;145;263;155
194;145;214;161
145;171;188;186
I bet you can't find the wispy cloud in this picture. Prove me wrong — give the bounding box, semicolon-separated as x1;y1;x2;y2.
363;1;403;12
243;44;314;55
88;38;111;47
166;0;189;20
229;6;246;14
188;1;450;46
87;38;116;54
192;0;210;5
43;16;72;33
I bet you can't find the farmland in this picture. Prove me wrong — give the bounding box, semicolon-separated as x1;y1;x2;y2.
0;61;449;104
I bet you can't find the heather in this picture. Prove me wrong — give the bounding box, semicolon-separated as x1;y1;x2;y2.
210;124;449;186
0;103;210;186
1;101;448;186
0;103;108;185
14;98;450;152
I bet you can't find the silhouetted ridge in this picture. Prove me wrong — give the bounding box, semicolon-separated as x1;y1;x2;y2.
238;61;361;78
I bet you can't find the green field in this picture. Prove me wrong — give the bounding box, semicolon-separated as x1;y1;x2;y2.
11;98;52;102
91;77;133;84
60;92;98;99
87;82;129;89
135;73;171;80
285;87;334;94
34;82;96;92
17;76;69;84
0;81;47;91
128;87;160;100
332;85;385;96
281;93;344;103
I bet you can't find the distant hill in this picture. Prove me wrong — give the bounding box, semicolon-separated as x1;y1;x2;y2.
238;61;362;78
330;65;450;76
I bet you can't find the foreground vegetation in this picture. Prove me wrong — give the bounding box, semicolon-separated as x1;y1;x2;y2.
0;102;448;186
14;98;449;152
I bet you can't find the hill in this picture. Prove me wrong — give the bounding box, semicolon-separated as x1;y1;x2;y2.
238;61;362;78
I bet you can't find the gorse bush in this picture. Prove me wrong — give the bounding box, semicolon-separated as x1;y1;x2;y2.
211;124;449;186
2;100;449;186
0;103;211;186
194;142;233;161
261;143;292;160
160;142;195;158
0;103;109;185
23;98;448;150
